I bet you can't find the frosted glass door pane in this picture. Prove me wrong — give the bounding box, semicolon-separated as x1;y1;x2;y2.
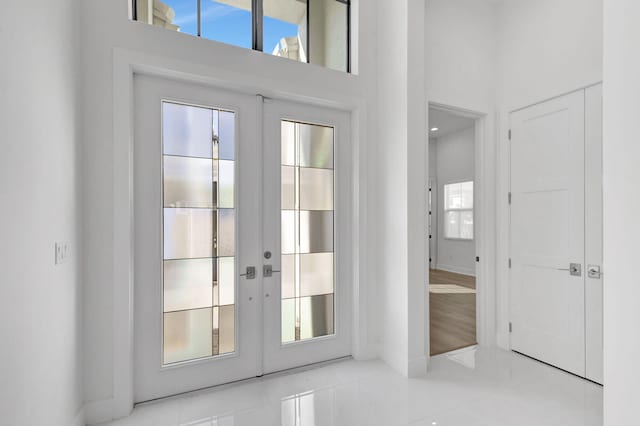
300;253;334;297
299;295;334;340
217;305;235;355
164;259;213;312
217;209;235;257
281;121;296;166
280;120;335;343
281;211;297;255
163;156;213;208
164;208;213;259
300;168;334;211
281;254;296;299
218;160;235;208
281;166;295;210
218;111;235;160
299;211;333;253
161;101;236;365
217;257;235;306
164;308;212;364
163;103;212;158
281;299;296;343
299;124;334;169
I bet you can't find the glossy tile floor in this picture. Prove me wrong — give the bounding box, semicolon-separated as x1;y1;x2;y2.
100;346;602;426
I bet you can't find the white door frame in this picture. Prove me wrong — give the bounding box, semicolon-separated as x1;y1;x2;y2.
426;102;493;354
428;177;437;269
110;48;370;419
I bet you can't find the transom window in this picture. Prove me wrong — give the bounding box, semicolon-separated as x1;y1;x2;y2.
133;0;351;73
444;181;474;240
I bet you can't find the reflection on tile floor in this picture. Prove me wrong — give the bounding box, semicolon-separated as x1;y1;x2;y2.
99;346;602;426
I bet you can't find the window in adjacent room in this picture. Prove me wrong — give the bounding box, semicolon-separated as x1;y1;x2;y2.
443;181;474;240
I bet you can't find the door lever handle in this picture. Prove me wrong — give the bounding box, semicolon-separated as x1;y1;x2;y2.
240;266;256;280
263;264;281;278
558;263;581;276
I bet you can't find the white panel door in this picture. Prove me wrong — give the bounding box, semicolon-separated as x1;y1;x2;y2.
134;75;261;402
262;99;352;373
585;84;603;384
509;90;586;377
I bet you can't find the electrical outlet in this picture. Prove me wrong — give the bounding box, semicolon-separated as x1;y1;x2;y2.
55;242;70;265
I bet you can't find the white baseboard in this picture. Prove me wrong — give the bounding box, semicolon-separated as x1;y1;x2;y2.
84;398;114;425
435;263;476;277
71;407;85;426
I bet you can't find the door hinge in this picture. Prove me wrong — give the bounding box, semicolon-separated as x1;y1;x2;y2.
509;322;513;333
508;258;512;268
508;192;512;204
508;129;512;140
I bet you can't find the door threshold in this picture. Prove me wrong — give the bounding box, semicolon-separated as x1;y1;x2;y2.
136;355;353;407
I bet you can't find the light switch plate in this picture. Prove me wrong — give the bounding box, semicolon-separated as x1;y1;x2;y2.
55;242;70;265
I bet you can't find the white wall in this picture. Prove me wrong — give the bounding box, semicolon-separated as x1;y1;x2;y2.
377;0;427;376
425;0;497;112
0;0;83;425
433;127;476;276
496;0;603;110
603;0;640;422
494;0;603;349
80;0;381;419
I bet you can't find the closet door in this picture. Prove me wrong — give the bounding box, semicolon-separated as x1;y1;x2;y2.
509;90;586;376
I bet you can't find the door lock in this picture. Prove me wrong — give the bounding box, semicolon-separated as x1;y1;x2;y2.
263;264;281;278
240;266;256;280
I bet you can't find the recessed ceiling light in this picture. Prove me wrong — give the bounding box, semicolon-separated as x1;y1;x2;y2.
430;127;439;132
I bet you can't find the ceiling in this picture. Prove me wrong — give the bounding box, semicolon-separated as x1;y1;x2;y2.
428;107;475;139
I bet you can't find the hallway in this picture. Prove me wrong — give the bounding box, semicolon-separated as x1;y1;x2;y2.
429;269;477;355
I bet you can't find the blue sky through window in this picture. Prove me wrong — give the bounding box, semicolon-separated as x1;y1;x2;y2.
162;0;300;53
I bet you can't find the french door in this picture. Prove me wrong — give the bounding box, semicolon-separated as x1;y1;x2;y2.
133;75;351;402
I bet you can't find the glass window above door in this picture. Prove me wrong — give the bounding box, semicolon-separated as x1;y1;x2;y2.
133;0;351;72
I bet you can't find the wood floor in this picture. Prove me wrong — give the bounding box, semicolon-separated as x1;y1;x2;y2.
429;269;477;356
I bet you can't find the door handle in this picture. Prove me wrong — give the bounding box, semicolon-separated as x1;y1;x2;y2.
263;264;281;278
587;265;601;279
240;266;256;280
558;263;581;277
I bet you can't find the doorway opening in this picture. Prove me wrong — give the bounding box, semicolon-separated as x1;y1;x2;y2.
428;105;479;356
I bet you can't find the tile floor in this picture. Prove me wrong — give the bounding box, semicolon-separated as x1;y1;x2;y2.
100;346;602;426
